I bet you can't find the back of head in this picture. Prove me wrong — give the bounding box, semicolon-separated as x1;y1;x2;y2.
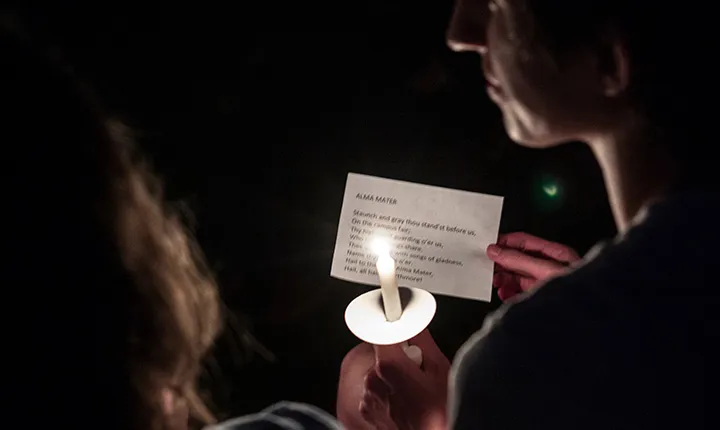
1;16;221;429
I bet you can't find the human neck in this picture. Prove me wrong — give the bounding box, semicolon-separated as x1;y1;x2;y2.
587;129;677;233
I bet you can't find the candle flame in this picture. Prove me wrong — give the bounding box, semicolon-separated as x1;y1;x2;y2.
370;237;391;258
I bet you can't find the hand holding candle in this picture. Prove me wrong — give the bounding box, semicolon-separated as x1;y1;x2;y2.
371;238;424;365
372;238;422;366
363;330;451;430
343;237;437;366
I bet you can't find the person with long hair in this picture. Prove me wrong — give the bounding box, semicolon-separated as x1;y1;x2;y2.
1;16;340;430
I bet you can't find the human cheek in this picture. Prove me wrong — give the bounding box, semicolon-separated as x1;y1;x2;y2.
485;16;519;85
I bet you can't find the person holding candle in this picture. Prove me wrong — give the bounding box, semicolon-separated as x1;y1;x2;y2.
344;0;720;429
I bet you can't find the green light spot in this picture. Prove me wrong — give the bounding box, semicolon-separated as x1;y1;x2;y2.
533;174;564;212
542;184;558;197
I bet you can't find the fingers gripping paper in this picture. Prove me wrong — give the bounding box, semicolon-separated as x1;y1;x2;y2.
330;173;504;302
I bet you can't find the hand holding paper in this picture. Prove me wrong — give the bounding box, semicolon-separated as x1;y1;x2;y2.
488;232;580;301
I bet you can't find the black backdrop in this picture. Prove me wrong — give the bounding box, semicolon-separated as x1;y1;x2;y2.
18;1;615;419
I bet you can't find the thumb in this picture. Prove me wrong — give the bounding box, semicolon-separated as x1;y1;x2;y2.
409;329;443;360
409;330;450;374
374;343;423;388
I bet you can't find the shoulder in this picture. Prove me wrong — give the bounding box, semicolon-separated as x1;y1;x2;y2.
448;255;626;428
449;193;720;428
451;229;645;379
206;402;342;430
451;273;578;387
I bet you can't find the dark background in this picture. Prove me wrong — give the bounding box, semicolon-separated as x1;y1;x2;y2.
19;1;615;419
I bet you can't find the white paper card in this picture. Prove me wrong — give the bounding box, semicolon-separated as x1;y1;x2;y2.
330;173;504;302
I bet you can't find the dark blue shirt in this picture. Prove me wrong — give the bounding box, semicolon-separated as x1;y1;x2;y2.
450;191;720;429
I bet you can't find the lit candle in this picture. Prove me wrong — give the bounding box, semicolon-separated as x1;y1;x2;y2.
369;237;423;365
371;238;403;322
376;250;403;322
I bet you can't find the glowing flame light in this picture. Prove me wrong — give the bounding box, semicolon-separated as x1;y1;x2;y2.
370;237;391;258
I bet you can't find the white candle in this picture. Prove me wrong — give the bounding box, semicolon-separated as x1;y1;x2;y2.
376;254;422;364
376;250;403;322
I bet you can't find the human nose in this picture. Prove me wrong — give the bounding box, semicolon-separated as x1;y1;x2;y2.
446;0;489;54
